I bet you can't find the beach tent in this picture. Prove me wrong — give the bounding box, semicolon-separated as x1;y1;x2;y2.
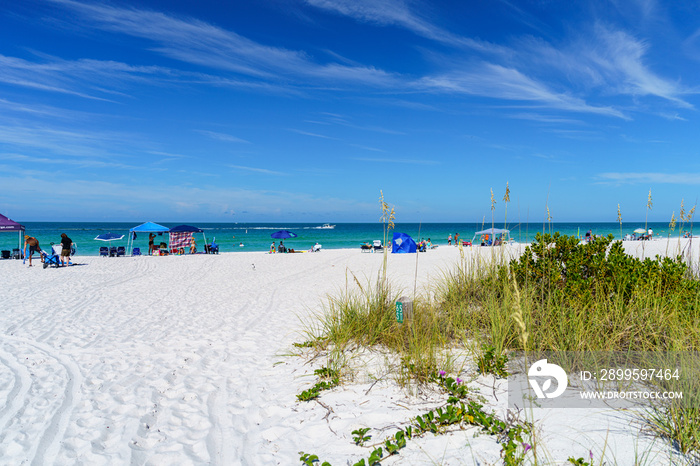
169;225;207;254
127;221;170;255
391;232;417;253
472;228;510;245
0;213;25;253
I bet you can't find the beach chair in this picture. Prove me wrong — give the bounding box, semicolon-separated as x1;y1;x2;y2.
116;246;125;257
109;247;117;257
40;251;61;269
99;247;109;257
1;250;10;259
132;247;141;256
312;244;322;252
372;240;383;252
12;248;22;259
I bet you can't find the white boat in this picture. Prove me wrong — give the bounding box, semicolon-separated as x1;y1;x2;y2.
319;223;335;229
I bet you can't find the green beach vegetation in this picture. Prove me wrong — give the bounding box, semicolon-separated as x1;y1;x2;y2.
295;192;700;464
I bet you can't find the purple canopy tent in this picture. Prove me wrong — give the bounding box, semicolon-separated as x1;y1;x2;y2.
0;213;25;254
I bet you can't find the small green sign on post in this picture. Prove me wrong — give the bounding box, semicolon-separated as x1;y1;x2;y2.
396;300;404;323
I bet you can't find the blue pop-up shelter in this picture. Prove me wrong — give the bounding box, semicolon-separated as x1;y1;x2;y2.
391;232;417;253
127;221;170;255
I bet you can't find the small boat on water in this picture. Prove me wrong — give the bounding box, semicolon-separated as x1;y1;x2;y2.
319;223;335;229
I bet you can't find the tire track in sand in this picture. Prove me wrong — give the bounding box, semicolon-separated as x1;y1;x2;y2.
0;335;82;465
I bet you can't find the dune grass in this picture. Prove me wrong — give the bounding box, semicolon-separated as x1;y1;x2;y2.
298;191;700;461
300;232;700;461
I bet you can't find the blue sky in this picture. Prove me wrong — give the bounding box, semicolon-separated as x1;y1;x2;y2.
1;0;699;223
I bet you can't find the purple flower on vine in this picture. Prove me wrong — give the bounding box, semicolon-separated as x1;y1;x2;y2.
523;443;532;453
439;370;446;377
455;377;462;384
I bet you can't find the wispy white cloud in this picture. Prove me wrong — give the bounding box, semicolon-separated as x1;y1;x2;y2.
0;97;88;120
288;129;339;140
508;113;585;125
514;25;694;109
48;0;400;89
418;63;629;118
0;123;147;158
349;144;385;152
0;173;372;220
312;113;406;135
195;130;251;144
352;156;439;165
0;152;143;170
304;0;505;54
0;53;177;101
0;55;114;101
309;0;694;113
585;25;693;108
228;164;288;176
542;128;604;140
597;172;700;184
37;0;695;122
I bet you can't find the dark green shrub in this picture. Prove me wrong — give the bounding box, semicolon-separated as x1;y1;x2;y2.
510;233;698;307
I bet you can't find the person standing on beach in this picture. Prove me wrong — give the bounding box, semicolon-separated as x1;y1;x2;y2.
270;241;276;253
60;233;72;266
448;234;452;246
455;233;460;246
148;233;156;255
23;235;43;267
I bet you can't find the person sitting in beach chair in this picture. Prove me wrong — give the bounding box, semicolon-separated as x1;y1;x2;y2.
278;241;286;253
312;243;322;252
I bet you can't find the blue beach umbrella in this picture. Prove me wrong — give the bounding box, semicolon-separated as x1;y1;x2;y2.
94;233;125;242
270;230;297;239
271;230;297;251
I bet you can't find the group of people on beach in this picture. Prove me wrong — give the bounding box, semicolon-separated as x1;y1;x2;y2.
270;241;321;253
23;233;72;267
447;233;466;246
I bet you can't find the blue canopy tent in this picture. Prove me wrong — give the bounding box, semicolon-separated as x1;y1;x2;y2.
391;232;417;253
169;225;208;254
127;221;170;255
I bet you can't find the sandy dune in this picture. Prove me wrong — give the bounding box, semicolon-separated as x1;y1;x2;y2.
0;239;696;464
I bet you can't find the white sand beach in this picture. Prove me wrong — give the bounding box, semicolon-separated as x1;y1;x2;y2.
1;239;698;465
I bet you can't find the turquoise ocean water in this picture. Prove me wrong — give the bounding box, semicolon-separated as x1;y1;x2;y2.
0;222;689;256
